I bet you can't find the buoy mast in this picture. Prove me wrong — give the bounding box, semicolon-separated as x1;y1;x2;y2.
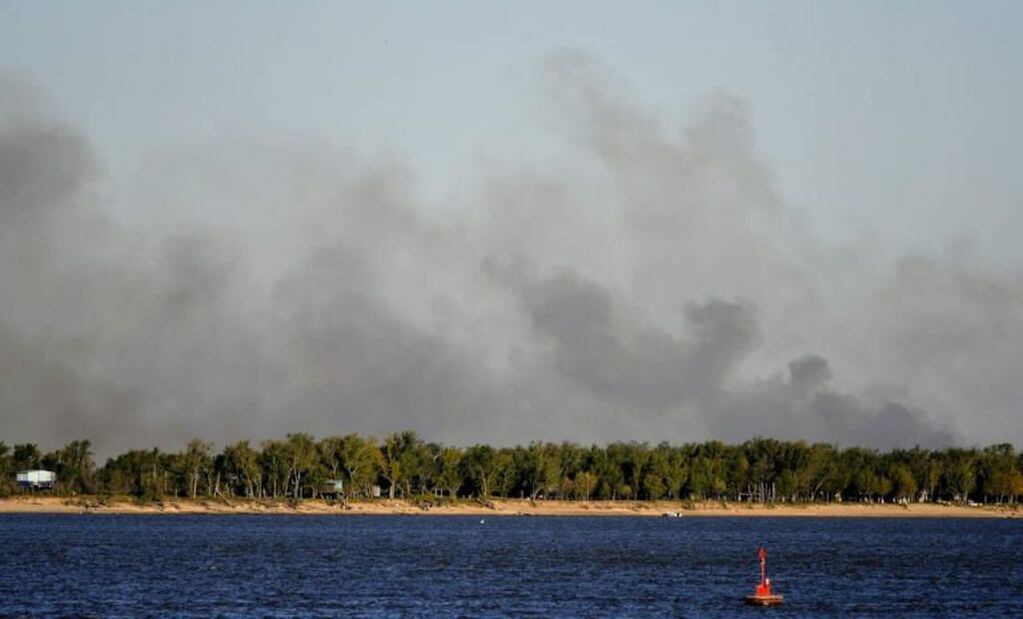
744;546;784;606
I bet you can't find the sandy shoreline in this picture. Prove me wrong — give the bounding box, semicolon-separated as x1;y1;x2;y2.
0;496;1018;518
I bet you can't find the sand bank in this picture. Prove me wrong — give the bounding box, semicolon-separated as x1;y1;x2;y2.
0;496;1017;518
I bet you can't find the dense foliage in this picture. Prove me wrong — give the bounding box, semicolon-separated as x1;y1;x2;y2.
2;434;1022;505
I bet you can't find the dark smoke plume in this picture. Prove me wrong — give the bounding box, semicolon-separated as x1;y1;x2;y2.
2;54;1019;456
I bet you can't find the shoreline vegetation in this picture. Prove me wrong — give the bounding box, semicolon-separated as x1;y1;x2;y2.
4;432;1022;511
0;496;1018;518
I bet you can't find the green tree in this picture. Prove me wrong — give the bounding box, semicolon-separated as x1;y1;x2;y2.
979;444;1017;503
436;447;462;498
461;444;501;498
13;443;42;471
43;439;95;494
318;436;345;481
285;433;320;499
575;471;598;500
491;449;516;498
101;448;167;501
260;439;291;498
338;434;383;498
642;472;666;500
382;431;426;498
891;464;917;502
944;450;977;503
659;445;689;499
181;439;213;498
0;442;14;495
222;440;261;497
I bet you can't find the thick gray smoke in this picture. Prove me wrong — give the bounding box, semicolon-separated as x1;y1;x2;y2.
1;54;1019;456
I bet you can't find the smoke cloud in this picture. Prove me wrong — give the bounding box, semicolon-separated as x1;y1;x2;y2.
1;53;1019;456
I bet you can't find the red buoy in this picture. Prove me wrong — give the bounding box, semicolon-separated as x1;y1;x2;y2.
744;546;784;607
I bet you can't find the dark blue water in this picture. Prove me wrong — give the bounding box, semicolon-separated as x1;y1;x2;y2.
1;514;1021;617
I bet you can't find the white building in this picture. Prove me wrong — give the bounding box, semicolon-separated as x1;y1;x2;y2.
16;470;56;490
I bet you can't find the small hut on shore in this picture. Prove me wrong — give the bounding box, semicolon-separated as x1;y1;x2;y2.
320;479;344;498
16;470;56;490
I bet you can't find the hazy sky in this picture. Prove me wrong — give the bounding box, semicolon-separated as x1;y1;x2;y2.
4;2;1021;254
1;2;1021;454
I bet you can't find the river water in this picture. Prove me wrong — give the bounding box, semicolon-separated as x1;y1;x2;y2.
1;514;1020;617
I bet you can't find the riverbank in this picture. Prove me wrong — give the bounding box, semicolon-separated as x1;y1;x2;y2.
0;496;1017;517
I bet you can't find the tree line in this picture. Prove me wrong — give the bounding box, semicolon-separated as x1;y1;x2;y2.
2;433;1022;505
